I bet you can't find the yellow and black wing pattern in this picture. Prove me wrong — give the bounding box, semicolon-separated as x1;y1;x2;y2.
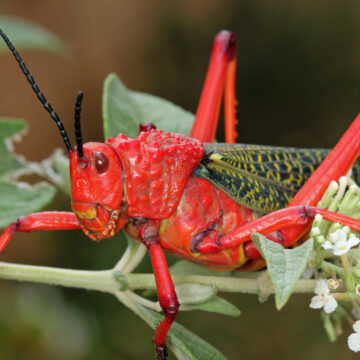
195;143;332;214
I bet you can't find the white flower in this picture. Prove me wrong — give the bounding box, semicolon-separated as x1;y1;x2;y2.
356;284;360;297
348;320;360;352
310;227;321;237
310;279;337;313
327;278;339;290
322;229;360;256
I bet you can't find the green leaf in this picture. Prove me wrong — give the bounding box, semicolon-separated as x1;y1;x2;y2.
40;149;71;196
321;312;337;342
0;16;68;55
51;152;71;195
252;233;314;310
182;296;241;317
102;73;194;140
170;260;230;277
175;283;215;305
169;262;240;317
131;91;194;135
0;180;56;228
0;118;27;178
137;304;227;360
0;118;57;228
103;73;143;139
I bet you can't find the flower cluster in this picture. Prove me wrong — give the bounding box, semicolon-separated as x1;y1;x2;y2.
310;280;337;314
307;178;360;353
348;321;360;352
321;228;360;256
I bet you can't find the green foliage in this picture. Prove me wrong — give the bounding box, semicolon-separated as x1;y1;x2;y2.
0;15;68;55
0;119;55;228
0;118;26;177
102;73;143;139
252;233;314;310
171;260;231;277
175;283;216;305
182;296;241;317
131;91;194;135
103;73;194;140
138;304;227;360
0;180;55;228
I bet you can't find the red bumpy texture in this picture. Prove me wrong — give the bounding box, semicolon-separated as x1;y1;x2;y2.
107;130;204;219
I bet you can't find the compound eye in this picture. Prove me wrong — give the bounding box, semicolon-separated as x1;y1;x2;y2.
94;152;109;173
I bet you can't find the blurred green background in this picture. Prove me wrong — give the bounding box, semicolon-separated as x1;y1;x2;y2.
1;0;360;359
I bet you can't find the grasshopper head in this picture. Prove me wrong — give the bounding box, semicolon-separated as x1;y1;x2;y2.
0;35;129;241
69;93;128;241
70;142;128;241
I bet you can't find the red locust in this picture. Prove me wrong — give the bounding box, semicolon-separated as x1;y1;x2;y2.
1;29;360;359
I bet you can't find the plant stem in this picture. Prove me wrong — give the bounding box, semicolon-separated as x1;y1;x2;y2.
0;261;117;294
340;254;355;291
114;237;146;273
0;261;318;295
341;254;351;274
321;261;345;277
332;292;353;301
129;274;317;293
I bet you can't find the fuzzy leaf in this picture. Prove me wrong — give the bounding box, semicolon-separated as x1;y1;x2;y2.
170;260;230;277
0;16;68;55
0;119;56;228
137;304;227;360
40;150;71;196
252;233;314;310
50;152;71;195
102;73;194;140
0;180;55;228
131;91;194;135
175;283;215;305
182;296;241;317
0;119;27;177
103;73;142;139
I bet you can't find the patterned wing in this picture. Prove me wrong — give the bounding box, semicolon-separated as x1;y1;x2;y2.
194;143;329;214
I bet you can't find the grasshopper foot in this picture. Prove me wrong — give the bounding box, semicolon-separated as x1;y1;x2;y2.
156;344;168;360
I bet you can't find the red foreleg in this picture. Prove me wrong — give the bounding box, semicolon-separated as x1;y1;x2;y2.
141;222;179;360
195;206;360;255
190;30;238;143
148;242;179;360
0;212;81;252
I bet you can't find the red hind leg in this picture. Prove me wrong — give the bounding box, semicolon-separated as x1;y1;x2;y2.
190;30;238;143
280;114;360;245
0;212;81;252
195;206;360;255
243;113;360;259
224;56;238;143
289;114;360;209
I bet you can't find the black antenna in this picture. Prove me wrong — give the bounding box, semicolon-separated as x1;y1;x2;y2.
0;28;72;153
74;91;84;158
